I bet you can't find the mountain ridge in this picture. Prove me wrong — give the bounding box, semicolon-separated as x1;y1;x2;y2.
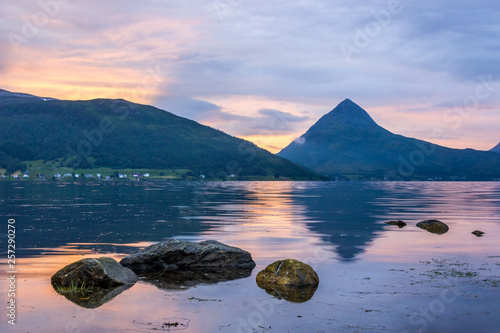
0;88;56;102
0;89;324;180
491;142;500;153
279;99;500;180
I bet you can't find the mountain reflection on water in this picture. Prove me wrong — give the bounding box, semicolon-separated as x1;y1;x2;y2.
2;181;500;333
1;181;500;263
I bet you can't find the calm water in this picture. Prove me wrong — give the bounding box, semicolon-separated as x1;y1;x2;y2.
1;181;499;332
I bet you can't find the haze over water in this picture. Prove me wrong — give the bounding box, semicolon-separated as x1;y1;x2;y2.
1;181;499;332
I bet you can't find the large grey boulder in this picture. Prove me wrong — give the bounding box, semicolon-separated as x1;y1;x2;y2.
120;239;256;273
51;257;138;288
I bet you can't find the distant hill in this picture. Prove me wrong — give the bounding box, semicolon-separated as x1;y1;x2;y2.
0;89;324;180
491;142;500;153
0;88;55;102
279;99;500;180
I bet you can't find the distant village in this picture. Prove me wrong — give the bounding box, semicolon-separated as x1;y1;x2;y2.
0;171;234;181
1;171;151;181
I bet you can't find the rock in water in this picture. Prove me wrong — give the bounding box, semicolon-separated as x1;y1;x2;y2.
256;259;319;303
385;220;407;228
416;220;449;234
472;230;485;237
51;257;138;288
256;259;319;287
120;239;256;273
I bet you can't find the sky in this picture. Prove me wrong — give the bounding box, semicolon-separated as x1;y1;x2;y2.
1;0;500;153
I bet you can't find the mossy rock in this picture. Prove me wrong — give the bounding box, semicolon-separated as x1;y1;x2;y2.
256;259;319;302
256;259;319;287
416;220;449;234
51;257;138;288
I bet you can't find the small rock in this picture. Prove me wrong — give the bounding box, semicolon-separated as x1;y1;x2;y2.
256;259;319;303
472;230;485;237
51;257;138;288
256;259;319;287
416;220;449;234
120;239;256;273
385;220;407;228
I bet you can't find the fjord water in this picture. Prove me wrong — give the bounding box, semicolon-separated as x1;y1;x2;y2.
1;181;499;332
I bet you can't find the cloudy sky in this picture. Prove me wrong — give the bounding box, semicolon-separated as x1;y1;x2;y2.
1;0;499;152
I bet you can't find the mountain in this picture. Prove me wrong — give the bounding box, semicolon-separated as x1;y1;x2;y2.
0;89;324;180
0;88;56;103
279;99;500;180
491;142;500;153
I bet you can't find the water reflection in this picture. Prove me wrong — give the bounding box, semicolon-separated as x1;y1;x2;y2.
1;181;500;263
258;283;318;303
54;284;133;309
0;182;212;255
140;268;254;291
1;181;500;332
289;182;388;261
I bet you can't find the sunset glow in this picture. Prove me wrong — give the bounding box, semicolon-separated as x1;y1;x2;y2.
2;1;499;152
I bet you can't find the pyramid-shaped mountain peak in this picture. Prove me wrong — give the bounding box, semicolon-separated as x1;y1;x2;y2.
278;99;500;180
309;98;382;132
